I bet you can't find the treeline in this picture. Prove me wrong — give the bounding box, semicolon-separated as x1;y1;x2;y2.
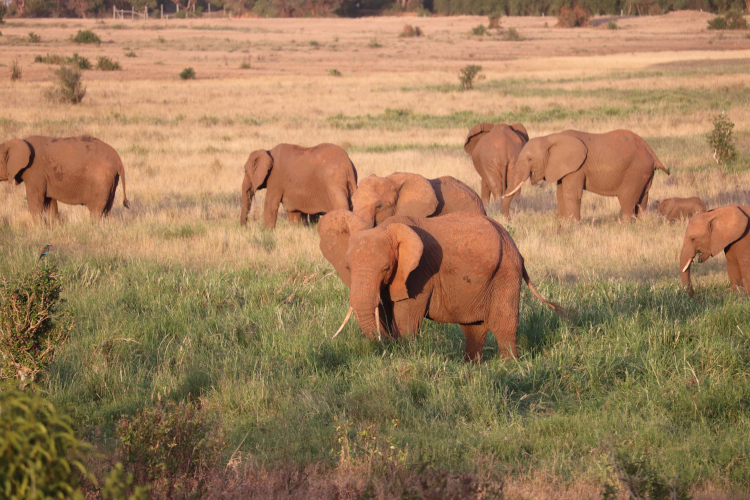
3;0;748;20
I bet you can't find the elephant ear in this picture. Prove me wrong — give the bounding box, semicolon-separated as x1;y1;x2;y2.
544;134;588;184
464;123;494;155
509;123;529;143
250;150;273;190
658;199;674;216
1;139;32;183
388;172;439;219
318;210;370;288
386;223;423;302
708;205;749;257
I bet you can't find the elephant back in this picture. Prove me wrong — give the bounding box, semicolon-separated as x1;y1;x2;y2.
464;123;495;155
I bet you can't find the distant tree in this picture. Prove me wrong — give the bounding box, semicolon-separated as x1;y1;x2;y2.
66;0;89;17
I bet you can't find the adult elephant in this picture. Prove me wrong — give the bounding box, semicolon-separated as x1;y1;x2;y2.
680;205;750;296
240;143;357;229
0;136;130;219
352;172;485;228
504;129;669;221
464;122;529;215
318;210;561;361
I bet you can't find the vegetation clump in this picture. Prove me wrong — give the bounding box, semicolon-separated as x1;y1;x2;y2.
607;20;619;29
707;10;748;30
458;64;483;90
72;29;101;44
502;27;524;40
328;68;342;76
0;265;72;381
0;3;5;23
180;67;196;80
35;53;91;69
471;24;488;36
96;56;121;71
488;15;500;28
556;2;590;28
45;64;87;104
368;37;382;48
399;24;422;37
27;31;42;43
125;50;137;57
10;58;21;81
707;112;737;165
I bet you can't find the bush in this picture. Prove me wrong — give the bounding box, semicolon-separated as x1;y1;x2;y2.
35;53;91;69
604;448;692;500
72;29;101;45
125;50;137;57
10;58;21;81
368;37;382;48
707;112;737;165
70;52;92;69
0;381;92;498
471;24;488;35
45;64;87;104
101;463;150;500
458;64;483;90
27;31;42;43
399;24;422;37
557;2;590;28
328;68;342;76
607;20;619;29
0;3;6;23
0;265;73;381
180;67;196;80
707;10;748;30
502;27;524;40
117;401;224;497
96;56;121;71
488;15;500;28
240;60;251;69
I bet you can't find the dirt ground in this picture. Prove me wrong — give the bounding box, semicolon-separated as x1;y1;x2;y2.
2;11;750;82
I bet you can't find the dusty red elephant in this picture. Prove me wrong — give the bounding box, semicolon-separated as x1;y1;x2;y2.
0;136;130;219
240;143;357;229
318;210;561;361
680;205;750;296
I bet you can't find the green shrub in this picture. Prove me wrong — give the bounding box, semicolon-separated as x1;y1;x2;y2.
707;112;737;165
70;52;92;69
502;27;524;40
0;3;6;23
125;50;137;57
180;67;196;80
399;24;422;37
604;448;692;500
0;382;92;498
10;58;21;81
556;2;590;27
309;40;320;48
458;64;483;90
96;56;121;71
27;31;41;43
707;10;748;30
72;29;101;45
45;64;86;104
0;265;73;381
240;60;251;69
471;24;488;36
328;68;342;76
488;15;500;28
101;463;150;500
607;20;618;29
35;52;91;69
117;401;224;496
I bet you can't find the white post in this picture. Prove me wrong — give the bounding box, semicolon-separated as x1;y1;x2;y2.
208;2;210;14
161;4;163;18
145;6;147;19
113;4;115;18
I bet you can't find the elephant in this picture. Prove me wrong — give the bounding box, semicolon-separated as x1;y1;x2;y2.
351;172;485;228
504;129;670;222
464;122;529;215
318;210;561;362
0;135;130;219
655;197;707;222
240;143;358;229
680;205;750;296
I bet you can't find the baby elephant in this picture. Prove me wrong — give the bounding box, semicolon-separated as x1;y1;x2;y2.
656;197;707;221
319;210;561;361
352;172;485;227
241;143;357;229
680;205;750;296
0;136;130;219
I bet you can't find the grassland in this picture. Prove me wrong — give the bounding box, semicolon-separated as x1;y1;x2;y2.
1;11;750;499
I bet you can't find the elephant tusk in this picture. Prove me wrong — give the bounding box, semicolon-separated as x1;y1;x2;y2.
682;257;694;273
503;181;525;199
333;306;353;338
375;306;382;341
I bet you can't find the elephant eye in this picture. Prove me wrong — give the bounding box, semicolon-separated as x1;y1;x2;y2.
382;265;390;273
375;204;382;209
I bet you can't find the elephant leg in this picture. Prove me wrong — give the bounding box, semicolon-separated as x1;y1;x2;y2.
556;183;566;217
43;197;59;219
480;179;491;205
263;190;283;229
330;190;351;212
486;275;521;359
635;176;653;218
617;177;649;223
26;186;46;218
560;177;584;221
461;324;489;362
288;211;302;225
726;253;742;291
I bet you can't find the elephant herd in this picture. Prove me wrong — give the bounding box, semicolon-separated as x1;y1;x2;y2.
1;128;748;361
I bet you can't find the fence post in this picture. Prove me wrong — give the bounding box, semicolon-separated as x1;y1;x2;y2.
113;4;115;18
161;4;163;18
208;2;210;14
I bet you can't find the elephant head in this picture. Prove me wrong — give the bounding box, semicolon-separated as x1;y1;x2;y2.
319;210;423;339
240;149;273;226
352;173;438;227
505;133;587;198
0;139;32;184
680;205;750;295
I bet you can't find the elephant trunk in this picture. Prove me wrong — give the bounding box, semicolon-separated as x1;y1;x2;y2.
679;241;695;296
350;275;383;340
504;159;531;201
240;174;253;227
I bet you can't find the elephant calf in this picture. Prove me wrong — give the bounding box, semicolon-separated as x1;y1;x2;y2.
680;205;750;296
0;136;130;219
655;197;707;222
352;172;485;227
241;143;357;229
319;210;561;362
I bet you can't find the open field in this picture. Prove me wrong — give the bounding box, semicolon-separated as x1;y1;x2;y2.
2;11;750;498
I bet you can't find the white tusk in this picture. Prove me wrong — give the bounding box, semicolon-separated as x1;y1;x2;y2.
502;181;525;199
333;306;353;338
375;306;382;341
682;257;694;273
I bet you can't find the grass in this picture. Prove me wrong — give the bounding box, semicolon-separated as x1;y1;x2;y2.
1;15;750;497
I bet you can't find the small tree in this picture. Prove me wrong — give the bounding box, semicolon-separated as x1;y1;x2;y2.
10;59;21;81
707;112;737;165
557;2;590;27
459;64;483;90
45;64;87;104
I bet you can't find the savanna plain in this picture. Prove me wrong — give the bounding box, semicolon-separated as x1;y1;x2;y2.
2;11;750;499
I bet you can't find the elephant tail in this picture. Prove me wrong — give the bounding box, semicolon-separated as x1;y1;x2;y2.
522;264;568;321
118;160;131;209
644;141;670;175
